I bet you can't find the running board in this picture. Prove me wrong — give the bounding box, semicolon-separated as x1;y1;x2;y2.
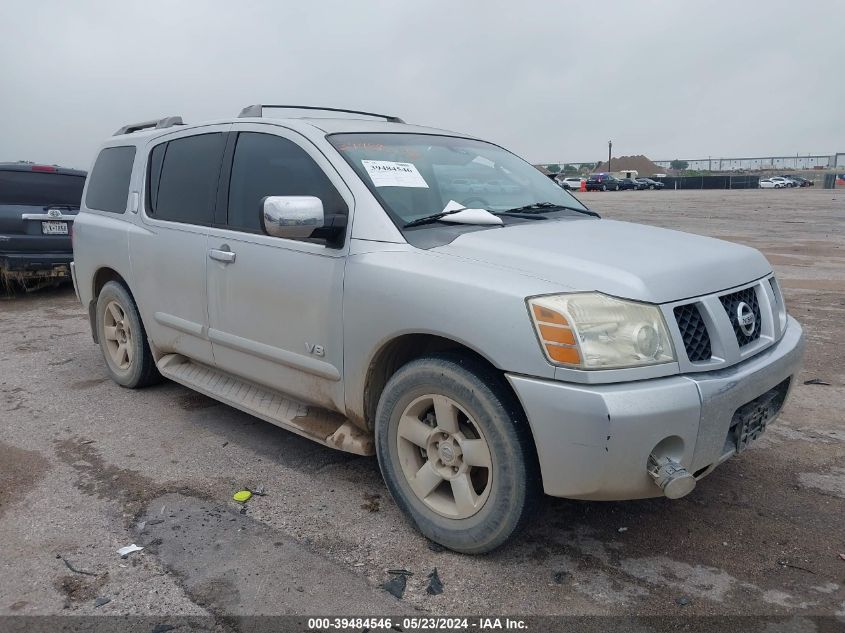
157;354;374;456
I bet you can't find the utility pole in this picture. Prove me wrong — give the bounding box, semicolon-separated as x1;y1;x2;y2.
608;140;612;172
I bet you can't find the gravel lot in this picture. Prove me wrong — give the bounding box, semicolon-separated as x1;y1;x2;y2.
1;188;843;623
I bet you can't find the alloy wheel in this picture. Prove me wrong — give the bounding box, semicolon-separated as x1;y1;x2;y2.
103;300;133;370
396;394;493;519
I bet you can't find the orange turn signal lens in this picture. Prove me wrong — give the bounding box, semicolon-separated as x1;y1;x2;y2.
532;304;568;326
538;324;576;346
545;344;581;365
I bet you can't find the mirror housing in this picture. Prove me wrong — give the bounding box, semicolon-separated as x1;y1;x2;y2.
262;196;325;239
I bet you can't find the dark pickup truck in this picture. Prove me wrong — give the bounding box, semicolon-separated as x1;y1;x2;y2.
0;163;86;289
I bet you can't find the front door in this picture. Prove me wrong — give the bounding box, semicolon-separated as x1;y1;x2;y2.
205;126;352;412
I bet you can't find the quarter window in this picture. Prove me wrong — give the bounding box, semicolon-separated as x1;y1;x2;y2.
227;132;347;236
85;146;136;213
147;133;225;225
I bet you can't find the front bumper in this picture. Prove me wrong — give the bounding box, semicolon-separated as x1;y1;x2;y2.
507;316;805;500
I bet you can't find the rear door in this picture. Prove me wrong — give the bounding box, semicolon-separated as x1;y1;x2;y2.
205;125;352;412
130;126;230;365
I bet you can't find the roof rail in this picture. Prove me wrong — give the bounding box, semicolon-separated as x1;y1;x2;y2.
238;104;404;124
114;116;185;136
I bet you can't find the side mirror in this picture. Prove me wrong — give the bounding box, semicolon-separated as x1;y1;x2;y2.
262;196;324;239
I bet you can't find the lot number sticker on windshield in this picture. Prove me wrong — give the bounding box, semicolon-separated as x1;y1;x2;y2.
361;160;429;188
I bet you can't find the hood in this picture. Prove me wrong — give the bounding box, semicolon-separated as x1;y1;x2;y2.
431;218;772;304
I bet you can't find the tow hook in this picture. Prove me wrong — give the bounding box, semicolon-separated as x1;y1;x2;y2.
648;454;696;499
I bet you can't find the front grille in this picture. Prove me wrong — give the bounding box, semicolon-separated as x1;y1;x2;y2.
674;303;712;362
720;286;762;347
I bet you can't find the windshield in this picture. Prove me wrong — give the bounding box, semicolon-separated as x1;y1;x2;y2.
329;133;588;226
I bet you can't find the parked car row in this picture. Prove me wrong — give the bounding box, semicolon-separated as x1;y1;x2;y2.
581;174;665;192
759;175;814;189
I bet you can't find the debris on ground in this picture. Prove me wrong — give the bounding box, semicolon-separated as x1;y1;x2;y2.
552;571;569;585
426;568;444;595
57;555;97;577
427;541;446;553
839;553;845;561
79;439;95;445
250;485;267;496
382;570;411;599
93;596;111;608
804;378;831;386
777;559;816;574
117;544;143;559
147;518;164;526
233;490;252;503
675;596;690;607
361;492;381;512
152;625;176;633
618;527;628;533
382;576;405;599
222;442;229;448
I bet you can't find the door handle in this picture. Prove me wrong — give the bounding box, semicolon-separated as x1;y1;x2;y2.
209;248;236;263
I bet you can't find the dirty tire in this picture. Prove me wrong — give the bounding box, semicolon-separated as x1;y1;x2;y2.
375;354;539;554
95;281;160;388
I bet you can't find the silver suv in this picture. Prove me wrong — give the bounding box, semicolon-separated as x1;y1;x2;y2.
72;105;805;553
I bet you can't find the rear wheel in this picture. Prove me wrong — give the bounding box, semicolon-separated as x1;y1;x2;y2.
95;281;160;388
375;354;539;553
601;184;607;191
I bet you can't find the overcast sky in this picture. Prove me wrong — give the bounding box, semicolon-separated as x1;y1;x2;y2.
1;0;843;170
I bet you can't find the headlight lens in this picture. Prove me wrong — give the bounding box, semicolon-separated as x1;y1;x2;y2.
528;293;676;369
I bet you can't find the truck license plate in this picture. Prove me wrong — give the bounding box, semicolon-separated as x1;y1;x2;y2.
41;221;68;235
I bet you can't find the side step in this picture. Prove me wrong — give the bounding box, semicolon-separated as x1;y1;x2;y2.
157;354;373;456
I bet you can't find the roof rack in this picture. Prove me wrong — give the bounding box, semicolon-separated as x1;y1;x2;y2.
238;104;404;124
114;116;185;136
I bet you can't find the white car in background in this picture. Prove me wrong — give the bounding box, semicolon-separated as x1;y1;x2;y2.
770;177;795;188
559;177;585;191
760;178;786;189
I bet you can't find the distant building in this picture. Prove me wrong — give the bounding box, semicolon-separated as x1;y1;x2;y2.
542;153;844;174
653;153;843;171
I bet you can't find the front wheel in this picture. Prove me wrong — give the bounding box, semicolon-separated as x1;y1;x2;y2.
601;184;607;191
375;355;539;553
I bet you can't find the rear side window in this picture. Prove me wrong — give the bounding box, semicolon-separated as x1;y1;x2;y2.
147;133;225;225
85;146;136;213
226;132;347;234
0;170;85;206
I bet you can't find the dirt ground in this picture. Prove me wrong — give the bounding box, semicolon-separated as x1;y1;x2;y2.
1;189;843;625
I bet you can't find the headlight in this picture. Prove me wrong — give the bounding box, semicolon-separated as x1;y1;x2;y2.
528;292;676;369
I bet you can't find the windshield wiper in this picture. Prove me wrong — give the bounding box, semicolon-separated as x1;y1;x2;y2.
497;202;600;218
403;208;473;228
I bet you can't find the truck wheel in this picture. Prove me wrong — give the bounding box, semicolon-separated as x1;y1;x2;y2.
95;281;160;388
375;354;539;553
